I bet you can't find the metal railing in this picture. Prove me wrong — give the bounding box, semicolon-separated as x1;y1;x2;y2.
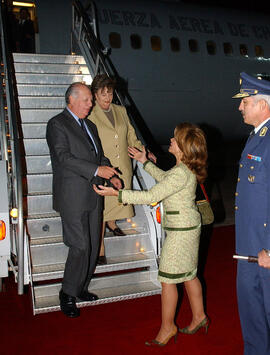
71;0;160;152
0;1;24;294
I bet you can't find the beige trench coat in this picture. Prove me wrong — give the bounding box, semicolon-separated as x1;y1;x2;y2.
88;102;143;221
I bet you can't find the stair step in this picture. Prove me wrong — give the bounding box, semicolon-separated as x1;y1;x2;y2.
32;252;156;281
13;53;86;64
19;96;65;109
31;235;63;245
102;233;151;257
26;194;54;215
27;216;62;239
33;271;161;314
15;73;92;85
30;241;68;268
25;155;52;174
30;232;151;268
18;84;69;97
26;174;52;194
14;63;89;75
26;212;60;220
20;109;61;123
94;252;156;274
26;216;139;242
23;138;49;155
22;123;47;139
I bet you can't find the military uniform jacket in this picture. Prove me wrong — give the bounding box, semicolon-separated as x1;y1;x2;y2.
119;161;201;230
235;119;270;255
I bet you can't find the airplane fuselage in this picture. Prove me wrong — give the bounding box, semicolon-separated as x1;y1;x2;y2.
95;0;270;143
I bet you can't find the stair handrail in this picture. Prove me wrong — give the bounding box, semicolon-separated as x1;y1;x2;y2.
72;0;124;104
0;2;25;294
71;0;161;152
0;60;7;162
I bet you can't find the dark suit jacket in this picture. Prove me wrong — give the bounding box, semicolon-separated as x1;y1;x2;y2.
46;108;110;215
18;19;35;53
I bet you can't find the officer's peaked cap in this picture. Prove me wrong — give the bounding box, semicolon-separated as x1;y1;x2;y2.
232;72;270;98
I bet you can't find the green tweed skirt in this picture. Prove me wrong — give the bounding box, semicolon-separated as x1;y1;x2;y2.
158;226;201;284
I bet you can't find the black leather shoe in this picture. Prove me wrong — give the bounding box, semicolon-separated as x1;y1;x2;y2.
59;290;80;318
97;255;107;265
77;291;99;302
107;225;126;236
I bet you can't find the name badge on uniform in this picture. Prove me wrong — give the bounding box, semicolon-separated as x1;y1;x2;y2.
248;175;255;182
247;154;262;162
260;126;268;136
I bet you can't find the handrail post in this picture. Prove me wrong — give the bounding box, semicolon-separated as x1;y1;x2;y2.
78;17;83;41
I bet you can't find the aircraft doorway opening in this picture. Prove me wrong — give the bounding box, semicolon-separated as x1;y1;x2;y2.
9;0;39;53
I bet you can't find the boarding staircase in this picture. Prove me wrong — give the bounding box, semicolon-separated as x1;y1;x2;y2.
13;53;161;314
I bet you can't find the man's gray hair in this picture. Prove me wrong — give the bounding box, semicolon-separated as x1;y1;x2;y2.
65;82;89;104
253;94;270;109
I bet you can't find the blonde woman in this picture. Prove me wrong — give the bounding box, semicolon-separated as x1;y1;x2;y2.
93;123;209;346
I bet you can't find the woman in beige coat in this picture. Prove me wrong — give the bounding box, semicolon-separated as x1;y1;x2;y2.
94;123;209;347
89;74;155;264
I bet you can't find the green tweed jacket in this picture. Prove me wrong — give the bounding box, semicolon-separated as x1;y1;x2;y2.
119;161;201;231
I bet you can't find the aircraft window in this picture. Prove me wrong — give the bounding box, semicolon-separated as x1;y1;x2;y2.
109;32;121;49
206;41;216;55
170;37;180;52
256;73;270;81
130;34;142;50
189;39;199;53
223;42;233;56
151;36;162;51
240;44;248;57
255;45;264;57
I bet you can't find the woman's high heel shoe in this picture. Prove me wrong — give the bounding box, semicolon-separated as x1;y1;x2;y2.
179;317;209;335
145;327;178;347
106;224;126;236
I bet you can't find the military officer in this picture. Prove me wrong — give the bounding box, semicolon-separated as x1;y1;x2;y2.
233;72;270;355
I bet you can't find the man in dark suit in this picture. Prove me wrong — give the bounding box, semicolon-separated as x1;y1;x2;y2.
18;8;35;53
233;73;270;355
46;82;120;318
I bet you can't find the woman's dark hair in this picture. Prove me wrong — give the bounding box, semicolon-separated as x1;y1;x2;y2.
91;74;116;95
174;122;208;183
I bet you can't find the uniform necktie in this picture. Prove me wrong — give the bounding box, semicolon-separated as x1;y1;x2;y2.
247;130;255;143
79;118;96;154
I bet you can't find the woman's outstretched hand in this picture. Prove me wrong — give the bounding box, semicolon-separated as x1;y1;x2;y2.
128;146;147;164
93;184;119;196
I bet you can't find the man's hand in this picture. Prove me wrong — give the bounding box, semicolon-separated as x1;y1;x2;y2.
97;166;119;179
109;176;123;190
258;249;270;269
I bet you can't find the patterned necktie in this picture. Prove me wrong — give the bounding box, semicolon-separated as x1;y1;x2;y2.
79;118;96;154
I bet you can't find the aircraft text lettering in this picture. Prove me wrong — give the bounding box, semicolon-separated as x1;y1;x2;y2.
98;8;270;40
98;9;161;28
